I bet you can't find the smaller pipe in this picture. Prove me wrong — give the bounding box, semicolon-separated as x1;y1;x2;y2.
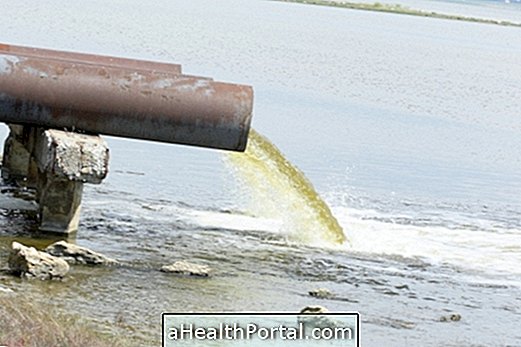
0;42;182;74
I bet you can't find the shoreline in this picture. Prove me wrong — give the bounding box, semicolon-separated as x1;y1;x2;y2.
0;294;128;346
272;0;521;28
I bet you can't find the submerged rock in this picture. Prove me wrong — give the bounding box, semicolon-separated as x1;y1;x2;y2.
8;242;69;280
440;313;462;322
372;317;416;329
160;261;212;277
45;241;118;265
309;288;334;299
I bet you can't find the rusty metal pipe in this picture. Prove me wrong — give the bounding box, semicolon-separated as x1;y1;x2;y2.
0;49;211;82
0;43;182;74
0;51;253;151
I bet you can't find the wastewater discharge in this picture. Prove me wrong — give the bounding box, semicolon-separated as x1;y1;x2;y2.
226;129;347;245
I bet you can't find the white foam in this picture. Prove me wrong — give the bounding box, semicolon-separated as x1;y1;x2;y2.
149;201;521;278
0;285;13;293
180;209;282;233
332;206;521;277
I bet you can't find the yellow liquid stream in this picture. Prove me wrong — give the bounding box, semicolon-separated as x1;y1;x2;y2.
227;129;347;245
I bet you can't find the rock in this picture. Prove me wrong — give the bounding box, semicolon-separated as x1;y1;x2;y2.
440;313;461;322
8;242;69;280
299;306;340;330
45;241;118;265
160;261;211;277
309;288;334;299
300;305;329;314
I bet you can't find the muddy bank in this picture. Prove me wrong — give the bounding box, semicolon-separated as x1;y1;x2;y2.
273;0;521;27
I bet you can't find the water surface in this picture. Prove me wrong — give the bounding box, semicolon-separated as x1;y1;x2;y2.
0;0;520;346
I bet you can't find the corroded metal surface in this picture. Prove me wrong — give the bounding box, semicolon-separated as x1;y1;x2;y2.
0;45;253;151
0;43;182;74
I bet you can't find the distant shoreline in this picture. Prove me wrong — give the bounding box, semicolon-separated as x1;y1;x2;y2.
272;0;521;28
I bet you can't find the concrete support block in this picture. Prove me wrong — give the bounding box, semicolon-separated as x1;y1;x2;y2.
38;174;84;234
32;129;108;234
1;125;30;182
33;129;109;184
1;124;109;234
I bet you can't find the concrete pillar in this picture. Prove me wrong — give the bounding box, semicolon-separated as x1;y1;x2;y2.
2;125;30;183
38;174;84;234
32;128;109;234
1;124;109;234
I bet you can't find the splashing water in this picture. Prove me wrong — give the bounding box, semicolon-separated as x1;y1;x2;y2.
226;129;347;245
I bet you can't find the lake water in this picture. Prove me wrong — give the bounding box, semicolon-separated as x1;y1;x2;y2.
0;0;520;346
